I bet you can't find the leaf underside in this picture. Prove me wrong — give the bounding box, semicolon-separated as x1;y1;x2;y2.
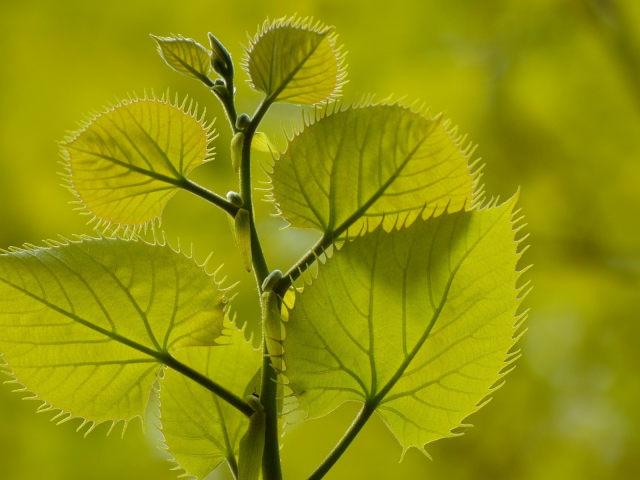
60;94;215;232
0;236;228;431
244;16;346;105
152;34;212;83
282;195;528;455
269;101;482;237
158;323;261;480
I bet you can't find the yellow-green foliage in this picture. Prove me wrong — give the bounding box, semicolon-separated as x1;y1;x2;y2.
0;235;229;432
282;195;528;455
268;101;482;236
243;16;346;105
60;93;215;232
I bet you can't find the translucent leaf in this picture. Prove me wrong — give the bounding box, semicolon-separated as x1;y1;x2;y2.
60;93;216;232
243;16;346;105
0;235;228;432
158;324;261;480
282;195;528;455
151;35;212;83
269;101;481;237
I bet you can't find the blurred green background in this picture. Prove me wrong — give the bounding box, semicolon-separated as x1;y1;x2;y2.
1;0;639;478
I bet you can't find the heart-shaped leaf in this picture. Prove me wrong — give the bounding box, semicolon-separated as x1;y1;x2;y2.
60;93;215;232
282;195;528;455
0;235;229;432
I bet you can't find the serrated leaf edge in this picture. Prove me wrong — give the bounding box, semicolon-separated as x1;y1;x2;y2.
277;192;531;457
57;90;218;238
0;230;234;438
241;14;348;104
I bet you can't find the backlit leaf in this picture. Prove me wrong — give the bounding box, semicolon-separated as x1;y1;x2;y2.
243;16;346;105
60;93;216;232
151;34;212;83
282;196;528;455
269;101;482;237
158;323;261;480
0;235;229;432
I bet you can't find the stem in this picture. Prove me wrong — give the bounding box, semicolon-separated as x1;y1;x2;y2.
307;403;377;480
160;353;253;417
239;96;282;480
274;235;329;296
178;178;239;217
212;77;239;134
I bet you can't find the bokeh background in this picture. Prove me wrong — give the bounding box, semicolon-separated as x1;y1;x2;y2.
1;0;639;478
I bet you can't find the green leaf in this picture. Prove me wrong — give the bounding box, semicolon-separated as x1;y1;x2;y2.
60;93;216;232
282;195;528;455
151;35;212;83
269;101;482;237
0;235;229;432
158;324;261;480
243;16;346;105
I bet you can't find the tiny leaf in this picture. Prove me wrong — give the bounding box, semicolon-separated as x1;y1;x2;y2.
269;101;481;237
151;35;212;83
282;196;527;455
237;409;266;480
243;16;346;105
0;236;228;431
235;209;252;272
60;94;215;231
159;324;262;480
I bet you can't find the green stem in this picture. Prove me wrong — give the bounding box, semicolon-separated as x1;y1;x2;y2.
178;178;239;217
239;96;282;480
212;77;239;134
307;403;377;480
160;353;253;417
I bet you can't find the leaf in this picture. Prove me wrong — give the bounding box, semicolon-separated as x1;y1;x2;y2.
60;93;216;232
151;34;212;83
243;16;346;105
269;101;482;237
158;324;262;480
237;408;266;480
0;235;229;432
282;195;528;455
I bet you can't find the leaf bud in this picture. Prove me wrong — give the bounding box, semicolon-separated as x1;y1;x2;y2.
235;113;251;132
211;84;229;97
213;78;225;86
234;208;252;272
262;269;283;292
208;33;234;79
246;394;264;412
226;191;244;208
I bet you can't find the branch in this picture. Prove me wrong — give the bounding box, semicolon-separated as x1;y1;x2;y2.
178;178;240;217
160;353;254;418
307;403;376;480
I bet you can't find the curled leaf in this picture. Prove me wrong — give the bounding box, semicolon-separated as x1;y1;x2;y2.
151;34;212;84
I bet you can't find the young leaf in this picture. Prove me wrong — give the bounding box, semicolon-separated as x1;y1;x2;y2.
0;235;228;432
269;101;481;237
235;208;252;272
237;405;266;480
158;324;262;480
60;93;215;232
151;35;212;84
243;16;346;105
282;195;528;455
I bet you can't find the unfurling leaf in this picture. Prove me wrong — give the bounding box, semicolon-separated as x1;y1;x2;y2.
0;236;228;431
159;324;262;480
235;208;252;272
243;16;346;105
60;94;215;231
151;34;212;83
262;290;284;373
238;397;266;480
269;101;482;237
231;132;245;173
282;196;528;455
